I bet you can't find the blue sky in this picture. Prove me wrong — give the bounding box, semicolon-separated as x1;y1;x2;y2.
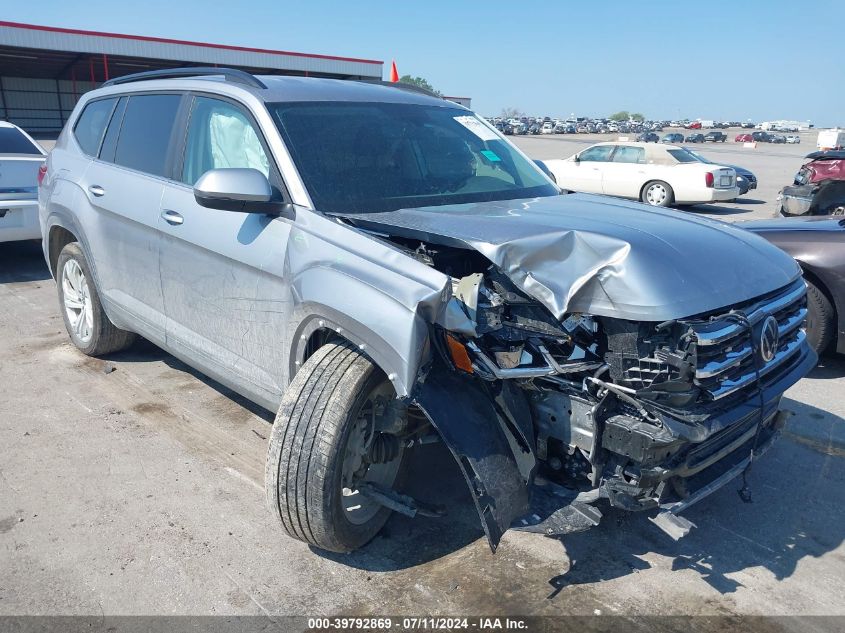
6;0;844;126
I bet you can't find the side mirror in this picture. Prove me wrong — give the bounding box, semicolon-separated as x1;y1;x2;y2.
573;154;581;164
194;168;284;214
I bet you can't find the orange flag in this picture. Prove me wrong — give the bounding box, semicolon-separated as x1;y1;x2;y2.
390;60;399;83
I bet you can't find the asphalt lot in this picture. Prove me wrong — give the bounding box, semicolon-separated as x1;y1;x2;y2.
1;132;844;619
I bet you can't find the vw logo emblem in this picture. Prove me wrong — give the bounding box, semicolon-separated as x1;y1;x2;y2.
760;316;779;363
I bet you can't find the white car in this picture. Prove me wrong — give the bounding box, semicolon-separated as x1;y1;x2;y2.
786;135;801;144
0;121;46;242
545;142;740;207
541;121;555;134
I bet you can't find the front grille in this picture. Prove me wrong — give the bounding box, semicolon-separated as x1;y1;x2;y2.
689;279;807;401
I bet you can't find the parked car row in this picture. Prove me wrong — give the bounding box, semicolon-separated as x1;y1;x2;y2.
28;69;827;558
735;131;801;144
487;115;670;136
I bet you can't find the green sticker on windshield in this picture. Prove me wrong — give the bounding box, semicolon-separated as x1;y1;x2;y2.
481;149;501;162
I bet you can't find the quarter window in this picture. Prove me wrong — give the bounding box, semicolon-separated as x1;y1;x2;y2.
73;98;117;157
181;97;270;185
113;94;182;178
578;146;614;162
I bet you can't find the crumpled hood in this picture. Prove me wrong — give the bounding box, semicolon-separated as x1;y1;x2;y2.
341;193;801;322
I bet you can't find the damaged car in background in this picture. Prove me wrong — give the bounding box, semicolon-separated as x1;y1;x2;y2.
777;150;845;218
40;68;817;555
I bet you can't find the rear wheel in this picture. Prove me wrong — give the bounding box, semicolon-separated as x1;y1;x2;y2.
805;279;835;355
641;180;674;207
265;342;407;553
56;242;136;356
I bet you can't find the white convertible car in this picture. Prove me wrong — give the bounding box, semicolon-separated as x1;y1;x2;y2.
545;142;740;207
0;121;46;243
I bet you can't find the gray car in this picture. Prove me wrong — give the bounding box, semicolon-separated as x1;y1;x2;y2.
39;68;816;554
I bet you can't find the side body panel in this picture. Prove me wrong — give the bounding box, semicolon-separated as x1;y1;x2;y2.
158;181;293;410
78;159;166;338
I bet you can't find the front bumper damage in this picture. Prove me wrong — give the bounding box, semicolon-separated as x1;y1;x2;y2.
412;335;816;551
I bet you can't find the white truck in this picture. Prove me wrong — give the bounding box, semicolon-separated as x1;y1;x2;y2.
817;129;845;151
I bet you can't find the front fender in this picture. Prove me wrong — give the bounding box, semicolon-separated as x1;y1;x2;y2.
412;356;536;551
290;303;429;399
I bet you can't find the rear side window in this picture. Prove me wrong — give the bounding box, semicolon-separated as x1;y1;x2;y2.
73;98;116;157
113;94;182;178
0;127;43;155
611;146;645;163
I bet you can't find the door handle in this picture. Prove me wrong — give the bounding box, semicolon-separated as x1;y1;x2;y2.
161;209;184;226
88;185;105;197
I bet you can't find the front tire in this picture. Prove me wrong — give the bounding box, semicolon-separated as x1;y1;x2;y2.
805;279;835;355
641;180;674;207
56;242;136;356
265;342;406;553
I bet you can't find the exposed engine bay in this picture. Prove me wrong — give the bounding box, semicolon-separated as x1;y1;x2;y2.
374;231;811;547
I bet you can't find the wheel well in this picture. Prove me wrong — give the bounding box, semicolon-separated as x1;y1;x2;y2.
48;226;77;279
801;266;838;327
302;327;336;364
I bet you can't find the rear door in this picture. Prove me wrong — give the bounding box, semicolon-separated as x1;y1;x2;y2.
157;94;293;407
77;92;184;341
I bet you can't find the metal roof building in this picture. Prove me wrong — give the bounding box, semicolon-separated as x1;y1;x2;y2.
0;21;383;135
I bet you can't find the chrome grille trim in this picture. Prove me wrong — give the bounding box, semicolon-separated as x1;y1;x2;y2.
695;281;807;346
687;279;807;401
707;330;806;400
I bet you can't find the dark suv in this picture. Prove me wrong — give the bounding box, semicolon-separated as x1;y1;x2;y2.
39;68;816;554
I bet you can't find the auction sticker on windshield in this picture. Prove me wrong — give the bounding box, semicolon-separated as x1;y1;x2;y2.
454;115;499;141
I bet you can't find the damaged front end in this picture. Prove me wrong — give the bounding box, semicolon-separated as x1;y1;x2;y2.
414;263;815;550
338;198;816;551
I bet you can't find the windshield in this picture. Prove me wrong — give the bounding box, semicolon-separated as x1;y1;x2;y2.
269;102;557;214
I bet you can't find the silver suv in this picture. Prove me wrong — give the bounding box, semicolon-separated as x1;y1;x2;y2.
40;68;816;554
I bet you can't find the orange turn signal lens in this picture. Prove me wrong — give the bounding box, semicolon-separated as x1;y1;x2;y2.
445;334;474;374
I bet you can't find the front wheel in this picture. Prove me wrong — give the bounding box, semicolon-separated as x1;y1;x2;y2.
805;279;835;355
265;342;407;553
56;242;136;356
641;180;674;207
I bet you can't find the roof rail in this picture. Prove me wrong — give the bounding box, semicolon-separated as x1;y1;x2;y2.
101;67;267;89
354;79;442;99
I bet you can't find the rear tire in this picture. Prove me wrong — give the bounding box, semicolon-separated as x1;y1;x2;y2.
265;342;406;553
805;279;835;355
641;180;674;207
56;242;136;356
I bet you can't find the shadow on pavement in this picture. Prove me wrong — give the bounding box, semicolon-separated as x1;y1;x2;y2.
806;353;845;379
546;400;844;596
0;240;51;283
106;338;275;422
684;203;751;216
314;441;484;570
